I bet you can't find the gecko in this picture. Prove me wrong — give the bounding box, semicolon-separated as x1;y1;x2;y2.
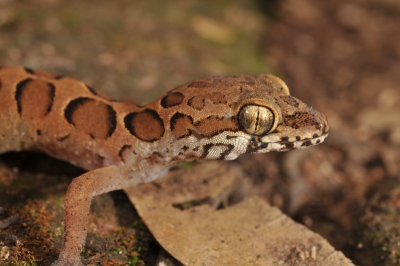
0;66;329;265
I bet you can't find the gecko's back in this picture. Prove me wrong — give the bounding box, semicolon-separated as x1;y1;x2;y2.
0;67;141;170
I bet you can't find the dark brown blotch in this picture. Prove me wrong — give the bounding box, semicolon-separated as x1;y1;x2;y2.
64;97;117;139
209;92;227;104
15;78;55;119
187;96;206;110
161;92;184;108
170;113;193;139
124;109;164;142
194;116;239;138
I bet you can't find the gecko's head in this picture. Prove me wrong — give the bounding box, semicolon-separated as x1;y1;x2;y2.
148;74;329;160
229;74;330;154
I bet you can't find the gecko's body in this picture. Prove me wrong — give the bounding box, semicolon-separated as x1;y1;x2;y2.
0;67;329;265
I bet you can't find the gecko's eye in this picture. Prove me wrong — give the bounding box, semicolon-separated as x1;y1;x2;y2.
238;105;278;135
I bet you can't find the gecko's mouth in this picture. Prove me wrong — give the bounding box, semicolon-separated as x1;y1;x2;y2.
274;132;329;152
246;132;329;153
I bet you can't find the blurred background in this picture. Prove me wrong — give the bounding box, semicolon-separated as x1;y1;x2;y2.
0;0;399;265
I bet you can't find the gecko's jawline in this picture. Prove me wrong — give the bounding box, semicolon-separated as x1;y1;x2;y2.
274;132;329;152
246;132;328;153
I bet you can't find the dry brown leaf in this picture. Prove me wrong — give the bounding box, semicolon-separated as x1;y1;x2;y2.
125;162;354;266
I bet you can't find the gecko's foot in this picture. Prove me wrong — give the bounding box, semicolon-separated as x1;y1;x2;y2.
0;207;21;245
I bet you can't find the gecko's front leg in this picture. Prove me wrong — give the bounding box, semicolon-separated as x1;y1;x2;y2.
52;165;126;266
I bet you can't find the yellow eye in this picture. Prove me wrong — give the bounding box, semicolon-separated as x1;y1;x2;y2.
238;105;277;135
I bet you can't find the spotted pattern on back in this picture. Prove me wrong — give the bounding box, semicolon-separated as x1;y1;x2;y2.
209;92;227;104
124;109;165;142
170;112;193;139
15;78;55;119
161;92;184;108
64;97;117;139
187;96;206;110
